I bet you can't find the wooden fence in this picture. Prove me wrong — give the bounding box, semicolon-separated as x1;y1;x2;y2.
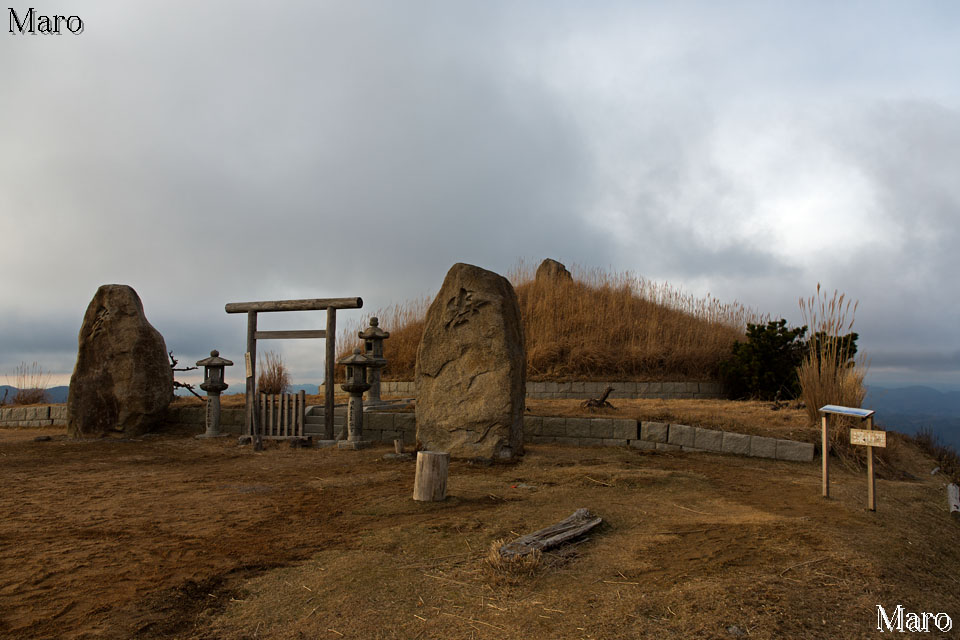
258;390;306;438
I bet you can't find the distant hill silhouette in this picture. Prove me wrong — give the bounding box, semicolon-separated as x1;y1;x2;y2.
866;385;960;450
0;385;70;404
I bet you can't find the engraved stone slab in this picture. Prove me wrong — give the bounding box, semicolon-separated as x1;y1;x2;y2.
415;263;525;460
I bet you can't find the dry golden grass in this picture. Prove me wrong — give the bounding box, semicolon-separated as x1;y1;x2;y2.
798;285;870;468
485;538;543;576
257;351;290;395
337;262;762;382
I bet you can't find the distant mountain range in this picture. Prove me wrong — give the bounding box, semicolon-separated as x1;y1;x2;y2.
0;385;70;404
865;385;960;450
3;382;957;450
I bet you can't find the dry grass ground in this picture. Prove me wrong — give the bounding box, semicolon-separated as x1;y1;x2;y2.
1;420;957;640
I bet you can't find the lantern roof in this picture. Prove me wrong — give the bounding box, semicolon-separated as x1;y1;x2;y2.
338;348;374;366
196;350;234;368
358;317;390;340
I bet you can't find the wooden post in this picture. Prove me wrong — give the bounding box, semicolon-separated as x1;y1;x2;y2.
394;439;404;454
298;390;306;437
865;415;876;511
948;484;959;518
821;414;830;498
259;393;266;436
246;311;262;451
413;451;450;502
325;307;336;440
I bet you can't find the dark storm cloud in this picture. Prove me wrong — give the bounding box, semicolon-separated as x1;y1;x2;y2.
0;2;602;379
2;2;959;387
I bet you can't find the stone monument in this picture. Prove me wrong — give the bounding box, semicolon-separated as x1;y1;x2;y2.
535;258;573;283
67;284;173;438
415;263;525;460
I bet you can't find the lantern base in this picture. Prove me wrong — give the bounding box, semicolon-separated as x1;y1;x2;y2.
195;432;230;439
337;439;372;450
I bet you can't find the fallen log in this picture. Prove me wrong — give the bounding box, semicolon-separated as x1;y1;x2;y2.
499;508;602;559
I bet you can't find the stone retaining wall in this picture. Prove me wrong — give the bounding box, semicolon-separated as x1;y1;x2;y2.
1;404;813;463
380;380;724;400
0;405;68;427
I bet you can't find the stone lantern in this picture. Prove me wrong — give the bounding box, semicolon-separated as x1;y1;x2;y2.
196;350;233;438
358;317;389;405
337;348;374;449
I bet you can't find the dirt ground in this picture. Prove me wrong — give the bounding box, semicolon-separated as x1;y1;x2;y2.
1;425;958;640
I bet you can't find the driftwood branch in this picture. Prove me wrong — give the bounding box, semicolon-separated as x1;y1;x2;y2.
169;351;198;373
582;386;616;410
169;351;202;399
173;380;203;399
499;508;602;559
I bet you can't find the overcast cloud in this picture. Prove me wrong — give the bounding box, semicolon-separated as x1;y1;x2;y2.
2;1;959;389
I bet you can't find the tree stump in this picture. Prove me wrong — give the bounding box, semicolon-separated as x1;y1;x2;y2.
413;451;450;502
582;386;616;410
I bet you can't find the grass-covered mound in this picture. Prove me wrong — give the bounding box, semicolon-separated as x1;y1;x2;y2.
339;262;761;382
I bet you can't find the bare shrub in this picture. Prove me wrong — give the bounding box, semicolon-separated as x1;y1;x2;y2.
798;285;868;467
257;351;290;395
11;361;50;405
337;261;762;381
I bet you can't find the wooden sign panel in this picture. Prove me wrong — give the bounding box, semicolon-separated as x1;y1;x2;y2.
245;352;252;379
850;429;886;448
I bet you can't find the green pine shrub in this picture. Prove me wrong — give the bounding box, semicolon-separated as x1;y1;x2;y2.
719;319;808;400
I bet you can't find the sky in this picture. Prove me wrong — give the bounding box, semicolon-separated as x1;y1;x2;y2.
2;1;959;390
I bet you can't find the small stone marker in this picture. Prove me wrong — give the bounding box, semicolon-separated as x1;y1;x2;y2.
534;258;573;283
413;451;449;501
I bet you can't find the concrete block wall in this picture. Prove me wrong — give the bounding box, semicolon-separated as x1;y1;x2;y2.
163;406;246;432
523;416;814;462
0;404;813;463
0;405;66;427
361;412;814;462
380;380;724;400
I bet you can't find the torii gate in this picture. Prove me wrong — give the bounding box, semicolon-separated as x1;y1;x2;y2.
225;297;363;447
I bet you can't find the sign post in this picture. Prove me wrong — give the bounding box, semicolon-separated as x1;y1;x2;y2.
849;416;885;511
819;405;880;510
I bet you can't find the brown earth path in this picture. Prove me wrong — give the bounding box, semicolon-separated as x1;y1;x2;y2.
0;426;957;640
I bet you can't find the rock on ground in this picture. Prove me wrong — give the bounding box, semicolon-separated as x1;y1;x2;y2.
67;284;173;438
415;263;525;460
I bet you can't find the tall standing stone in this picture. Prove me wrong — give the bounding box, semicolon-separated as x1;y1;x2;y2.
535;258;573;283
415;263;525;460
67;285;174;438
